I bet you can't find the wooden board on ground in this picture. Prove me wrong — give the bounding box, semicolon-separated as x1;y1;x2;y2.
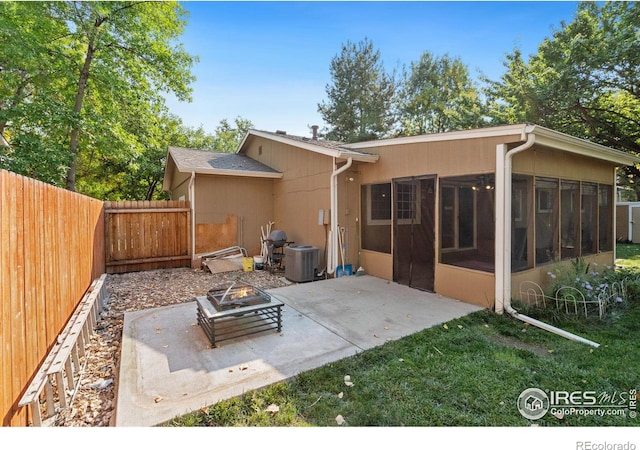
203;257;243;274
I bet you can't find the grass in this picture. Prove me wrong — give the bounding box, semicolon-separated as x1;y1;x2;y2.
616;242;640;269
167;245;640;427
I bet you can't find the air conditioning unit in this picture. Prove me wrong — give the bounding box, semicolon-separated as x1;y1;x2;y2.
285;245;319;282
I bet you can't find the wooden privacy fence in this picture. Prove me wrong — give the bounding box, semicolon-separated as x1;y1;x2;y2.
0;170;105;426
104;200;191;273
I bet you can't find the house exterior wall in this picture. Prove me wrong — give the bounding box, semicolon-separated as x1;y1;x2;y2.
243;136;361;271
194;175;274;256
512;145;613;183
166;162;191;201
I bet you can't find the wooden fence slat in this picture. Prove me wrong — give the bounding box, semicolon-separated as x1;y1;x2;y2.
10;174;27;425
1;171;13;425
35;180;48;363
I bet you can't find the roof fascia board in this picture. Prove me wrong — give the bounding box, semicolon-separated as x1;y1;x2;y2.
176;167;283;179
242;129;378;162
344;124;529;149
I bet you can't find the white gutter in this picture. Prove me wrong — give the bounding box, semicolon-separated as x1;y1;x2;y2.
495;128;600;348
327;157;353;275
188;171;196;262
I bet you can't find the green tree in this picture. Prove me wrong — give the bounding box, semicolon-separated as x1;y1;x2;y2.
484;1;640;196
89;115;254;201
482;49;540;125
0;2;74;184
398;51;485;135
0;1;197;194
318;38;396;143
211;117;254;153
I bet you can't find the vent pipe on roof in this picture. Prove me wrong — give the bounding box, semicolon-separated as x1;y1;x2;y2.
276;130;287;135
311;125;319;140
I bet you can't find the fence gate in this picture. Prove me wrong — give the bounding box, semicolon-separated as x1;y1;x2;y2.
104;200;191;273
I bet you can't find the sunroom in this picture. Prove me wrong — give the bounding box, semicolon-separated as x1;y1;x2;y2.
347;124;637;310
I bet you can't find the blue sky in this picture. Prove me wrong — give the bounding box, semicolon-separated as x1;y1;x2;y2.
166;1;581;138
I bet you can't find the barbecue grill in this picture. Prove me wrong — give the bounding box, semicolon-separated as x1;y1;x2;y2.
265;230;293;270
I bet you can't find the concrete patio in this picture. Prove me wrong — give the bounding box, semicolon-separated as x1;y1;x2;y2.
113;275;483;426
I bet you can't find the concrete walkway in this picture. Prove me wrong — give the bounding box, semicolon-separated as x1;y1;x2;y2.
113;275;482;426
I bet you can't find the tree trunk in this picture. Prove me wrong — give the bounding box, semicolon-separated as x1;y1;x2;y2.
65;41;96;191
145;179;159;201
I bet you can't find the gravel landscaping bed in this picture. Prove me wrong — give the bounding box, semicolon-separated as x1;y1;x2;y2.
54;267;292;427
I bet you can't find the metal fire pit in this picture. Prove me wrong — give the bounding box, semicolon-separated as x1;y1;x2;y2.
196;283;283;347
207;284;271;311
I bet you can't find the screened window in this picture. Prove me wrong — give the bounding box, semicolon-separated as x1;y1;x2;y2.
361;183;391;253
440;174;495;272
440;184;476;250
512;175;614;267
561;180;580;259
581;182;598;255
599;184;613;252
441;186;456;249
535;178;559;265
369;183;391;224
512;175;532;271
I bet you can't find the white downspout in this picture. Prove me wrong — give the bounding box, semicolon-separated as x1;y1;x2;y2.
188;171;196;262
328;157;353;275
495;129;600;348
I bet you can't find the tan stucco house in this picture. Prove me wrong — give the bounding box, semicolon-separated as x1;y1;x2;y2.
162;123;637;313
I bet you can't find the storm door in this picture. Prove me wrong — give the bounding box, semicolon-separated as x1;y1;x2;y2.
393;176;436;291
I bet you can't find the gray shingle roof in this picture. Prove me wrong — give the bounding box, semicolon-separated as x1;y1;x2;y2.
168;147;281;175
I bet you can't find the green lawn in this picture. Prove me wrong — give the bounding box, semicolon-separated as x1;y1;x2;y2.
168;245;640;427
616;242;640;269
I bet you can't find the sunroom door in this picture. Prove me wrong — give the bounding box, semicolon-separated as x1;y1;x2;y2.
393;176;436;291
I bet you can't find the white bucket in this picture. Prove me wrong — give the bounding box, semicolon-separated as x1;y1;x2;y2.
253;256;265;269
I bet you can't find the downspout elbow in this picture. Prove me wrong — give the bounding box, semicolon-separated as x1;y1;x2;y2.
505;305;600;348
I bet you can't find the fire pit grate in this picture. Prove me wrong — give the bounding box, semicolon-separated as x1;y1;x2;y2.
207;283;272;311
196;283;283;347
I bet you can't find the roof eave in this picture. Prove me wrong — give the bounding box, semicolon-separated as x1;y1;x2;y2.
528;125;639;167
177;167;283;179
344;124;529;149
241;129;378;162
337;150;379;162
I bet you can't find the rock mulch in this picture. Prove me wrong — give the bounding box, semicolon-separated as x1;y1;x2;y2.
53;267;292;427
